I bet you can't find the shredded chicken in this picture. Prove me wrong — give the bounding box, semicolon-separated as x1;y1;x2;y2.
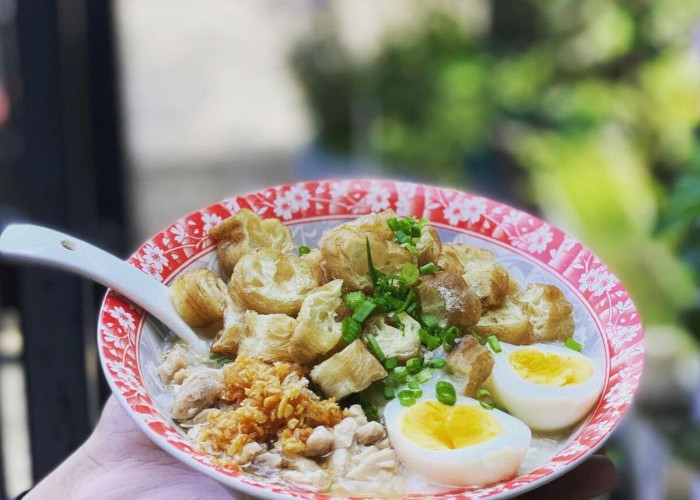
332;417;358;449
157;344;192;384
304;426;334;457
355;421;385;445
171;367;223;420
346;447;398;480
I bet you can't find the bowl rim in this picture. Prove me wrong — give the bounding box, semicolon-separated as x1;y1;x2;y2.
98;178;644;500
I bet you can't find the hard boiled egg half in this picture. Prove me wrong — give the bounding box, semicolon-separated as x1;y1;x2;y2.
485;342;604;432
384;393;531;487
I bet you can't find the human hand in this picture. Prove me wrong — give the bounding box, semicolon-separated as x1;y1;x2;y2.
25;396;616;500
25;396;237;500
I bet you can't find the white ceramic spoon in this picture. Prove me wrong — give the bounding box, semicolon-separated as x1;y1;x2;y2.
0;223;209;355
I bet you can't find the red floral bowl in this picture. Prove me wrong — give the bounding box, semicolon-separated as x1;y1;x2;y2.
98;179;644;500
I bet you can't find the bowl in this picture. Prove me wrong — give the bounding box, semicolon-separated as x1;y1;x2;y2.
98;179;644;500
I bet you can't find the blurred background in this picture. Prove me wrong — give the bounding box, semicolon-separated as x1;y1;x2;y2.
0;0;698;498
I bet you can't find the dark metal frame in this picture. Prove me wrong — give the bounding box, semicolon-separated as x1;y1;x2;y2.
0;0;128;491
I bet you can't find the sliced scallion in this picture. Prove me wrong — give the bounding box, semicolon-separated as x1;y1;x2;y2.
419;262;438;275
476;388;496;410
394;367;408;385
352;300;377;322
365;333;386;361
421;315;439;330
384;356;398;370
398;390;416;407
442;329;458;348
426;358;446;369
363;402;380;422
298;245;311;255
343;291;366;311
406;357;423;374
565;337;583;352
401;262;420;286
487;335;502;353
414;368;433;384
341;317;361;343
365;237;378;285
436;381;456;406
446;326;462;338
383;386;395;400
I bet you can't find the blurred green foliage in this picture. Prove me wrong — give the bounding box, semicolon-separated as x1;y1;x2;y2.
291;0;700;334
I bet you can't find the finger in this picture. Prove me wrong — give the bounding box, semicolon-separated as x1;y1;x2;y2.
518;455;617;500
96;396;141;433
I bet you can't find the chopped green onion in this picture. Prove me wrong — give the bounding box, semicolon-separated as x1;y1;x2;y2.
387;297;406;310
428;336;442;351
442;328;459;348
391;313;405;332
418;218;429;229
365;333;386;361
387;217;401;231
394;367;408;385
421;315;439;330
487;335;502;353
352;300;377;322
426;358;446;369
436;381;457;406
406;302;418;314
473;332;486;345
398;390;416;407
446;326;462;338
401;262;420;286
419;328;442;350
384;356;398;370
565;337;583;352
476;388;496;410
419;262;438;275
383;386;395;400
411;388;423;398
396;288;415;313
209;353;232;366
406;357;423;374
298;245;311;255
341;317;361;343
395;230;412;245
363;402;380;421
344;291;366;311
407;380;421;390
365;237;378;285
414;368;433;383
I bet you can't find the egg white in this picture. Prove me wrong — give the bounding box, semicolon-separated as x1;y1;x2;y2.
484;342;605;432
384;392;531;487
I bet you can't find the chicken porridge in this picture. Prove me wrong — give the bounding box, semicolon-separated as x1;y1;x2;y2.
155;209;604;496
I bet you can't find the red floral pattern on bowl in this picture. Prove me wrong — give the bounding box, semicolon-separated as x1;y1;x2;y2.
98;179;643;500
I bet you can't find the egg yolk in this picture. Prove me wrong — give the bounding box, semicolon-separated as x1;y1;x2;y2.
508;348;593;386
400;400;504;451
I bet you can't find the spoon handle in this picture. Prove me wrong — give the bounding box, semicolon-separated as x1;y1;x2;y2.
0;223;208;354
